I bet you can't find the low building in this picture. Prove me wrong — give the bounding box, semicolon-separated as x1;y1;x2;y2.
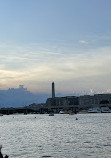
46;93;111;111
46;96;79;112
79;93;111;109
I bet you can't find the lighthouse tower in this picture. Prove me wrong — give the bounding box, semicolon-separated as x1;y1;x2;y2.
52;82;55;98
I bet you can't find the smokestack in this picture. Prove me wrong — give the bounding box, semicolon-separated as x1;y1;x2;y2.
52;82;55;98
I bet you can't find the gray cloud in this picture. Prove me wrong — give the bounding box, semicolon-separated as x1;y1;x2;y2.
0;42;111;93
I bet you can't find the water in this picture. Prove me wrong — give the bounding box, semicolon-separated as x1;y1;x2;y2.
0;113;111;158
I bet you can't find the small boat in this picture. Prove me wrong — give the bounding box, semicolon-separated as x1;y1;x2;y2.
88;107;101;113
49;113;54;116
59;110;64;114
101;107;110;113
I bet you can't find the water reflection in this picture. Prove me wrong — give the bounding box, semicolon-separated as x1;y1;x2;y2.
0;114;111;158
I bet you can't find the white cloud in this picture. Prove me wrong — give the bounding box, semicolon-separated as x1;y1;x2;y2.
79;40;88;44
89;89;94;94
106;89;111;93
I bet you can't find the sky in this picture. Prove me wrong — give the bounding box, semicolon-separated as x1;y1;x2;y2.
0;0;111;97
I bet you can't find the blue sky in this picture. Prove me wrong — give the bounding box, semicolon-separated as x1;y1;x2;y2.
0;0;111;96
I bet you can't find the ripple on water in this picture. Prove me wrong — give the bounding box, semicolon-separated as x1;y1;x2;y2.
83;141;91;144
42;156;52;158
103;144;111;147
0;114;111;158
95;145;101;149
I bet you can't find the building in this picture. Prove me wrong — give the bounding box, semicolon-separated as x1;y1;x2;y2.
79;93;111;109
46;96;79;112
46;82;111;111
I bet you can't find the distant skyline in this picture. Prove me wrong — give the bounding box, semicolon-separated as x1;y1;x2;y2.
0;84;50;106
0;0;111;96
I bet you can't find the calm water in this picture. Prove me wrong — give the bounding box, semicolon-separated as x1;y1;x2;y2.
0;113;111;158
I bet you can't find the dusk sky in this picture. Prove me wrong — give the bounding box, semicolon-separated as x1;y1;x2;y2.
0;0;111;96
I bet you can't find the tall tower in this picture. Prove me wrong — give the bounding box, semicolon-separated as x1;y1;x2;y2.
52;82;55;98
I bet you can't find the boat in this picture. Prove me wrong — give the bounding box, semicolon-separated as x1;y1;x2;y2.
88;107;101;113
59;110;64;114
101;107;110;113
0;114;3;116
49;113;54;116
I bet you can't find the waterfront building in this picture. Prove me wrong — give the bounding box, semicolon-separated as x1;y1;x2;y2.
79;93;111;109
46;96;79;112
46;82;111;110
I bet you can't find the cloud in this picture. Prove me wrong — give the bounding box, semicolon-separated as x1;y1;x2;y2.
0;42;111;93
106;89;111;93
79;40;88;44
89;89;94;94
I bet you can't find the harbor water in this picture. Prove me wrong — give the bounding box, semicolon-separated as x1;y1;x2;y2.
0;113;111;158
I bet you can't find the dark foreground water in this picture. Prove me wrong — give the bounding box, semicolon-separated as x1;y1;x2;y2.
0;113;111;158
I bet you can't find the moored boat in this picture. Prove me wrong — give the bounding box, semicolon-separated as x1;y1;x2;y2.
59;110;64;114
88;107;101;113
101;107;110;113
49;113;54;116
